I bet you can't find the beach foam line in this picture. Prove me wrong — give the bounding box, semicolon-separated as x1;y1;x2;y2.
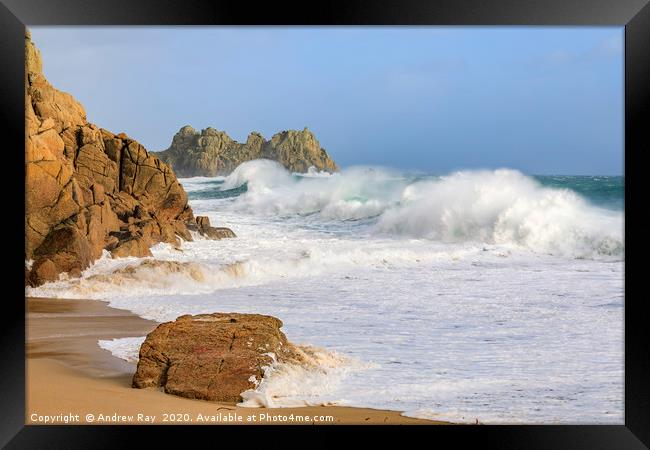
98;336;146;364
239;345;376;408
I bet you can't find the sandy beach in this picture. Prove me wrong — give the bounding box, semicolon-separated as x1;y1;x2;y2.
26;297;445;425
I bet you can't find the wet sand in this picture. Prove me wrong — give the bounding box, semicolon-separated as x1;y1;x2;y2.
26;297;447;425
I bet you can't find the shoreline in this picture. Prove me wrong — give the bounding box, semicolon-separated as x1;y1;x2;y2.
26;297;447;425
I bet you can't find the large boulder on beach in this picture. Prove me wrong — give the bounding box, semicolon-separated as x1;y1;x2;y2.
24;30;233;286
132;313;297;402
155;125;339;177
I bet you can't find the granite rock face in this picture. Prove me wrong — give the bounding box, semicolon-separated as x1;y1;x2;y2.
189;216;237;240
132;313;297;402
25;31;233;286
155;125;339;177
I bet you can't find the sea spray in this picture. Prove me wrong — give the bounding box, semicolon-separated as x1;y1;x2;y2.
238;345;373;408
221;159;293;191
375;169;623;258
222;161;408;220
26;250;251;299
217;161;623;259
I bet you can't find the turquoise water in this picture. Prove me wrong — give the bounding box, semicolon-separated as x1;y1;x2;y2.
534;175;624;211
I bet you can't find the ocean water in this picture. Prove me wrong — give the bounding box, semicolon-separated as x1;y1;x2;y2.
28;161;624;424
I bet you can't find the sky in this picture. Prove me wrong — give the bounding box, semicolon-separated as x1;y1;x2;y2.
30;27;624;175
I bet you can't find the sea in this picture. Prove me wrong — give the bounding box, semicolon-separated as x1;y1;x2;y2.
27;160;625;424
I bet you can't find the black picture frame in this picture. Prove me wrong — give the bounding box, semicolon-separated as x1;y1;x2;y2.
2;0;647;447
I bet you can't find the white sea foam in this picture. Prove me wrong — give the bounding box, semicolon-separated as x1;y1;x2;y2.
375;169;623;259
26;250;246;299
98;336;145;364
239;345;374;408
299;166;335;178
84;257;621;424
26;233;490;300
217;161;623;259
222;161;408;220
221;159;294;191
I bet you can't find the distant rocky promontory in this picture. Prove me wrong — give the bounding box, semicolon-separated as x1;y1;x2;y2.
155;126;339;177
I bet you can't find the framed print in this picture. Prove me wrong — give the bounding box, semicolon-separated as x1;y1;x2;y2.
1;0;648;447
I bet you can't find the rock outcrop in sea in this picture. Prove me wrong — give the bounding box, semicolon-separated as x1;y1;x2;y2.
25;31;233;287
132;313;300;402
155;125;339;177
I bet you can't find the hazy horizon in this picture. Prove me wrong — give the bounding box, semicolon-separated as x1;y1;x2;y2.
31;26;624;176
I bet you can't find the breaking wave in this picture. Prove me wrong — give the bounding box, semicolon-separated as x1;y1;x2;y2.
26;256;248;299
375;170;623;258
219;161;623;259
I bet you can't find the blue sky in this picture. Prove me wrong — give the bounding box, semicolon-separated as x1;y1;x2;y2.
31;27;623;175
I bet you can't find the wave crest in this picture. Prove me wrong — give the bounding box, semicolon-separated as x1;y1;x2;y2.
26;257;247;299
221;161;623;259
376;170;623;258
221;159;293;191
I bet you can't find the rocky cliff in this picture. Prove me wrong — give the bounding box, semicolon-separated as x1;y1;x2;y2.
155;125;339;177
25;31;230;287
